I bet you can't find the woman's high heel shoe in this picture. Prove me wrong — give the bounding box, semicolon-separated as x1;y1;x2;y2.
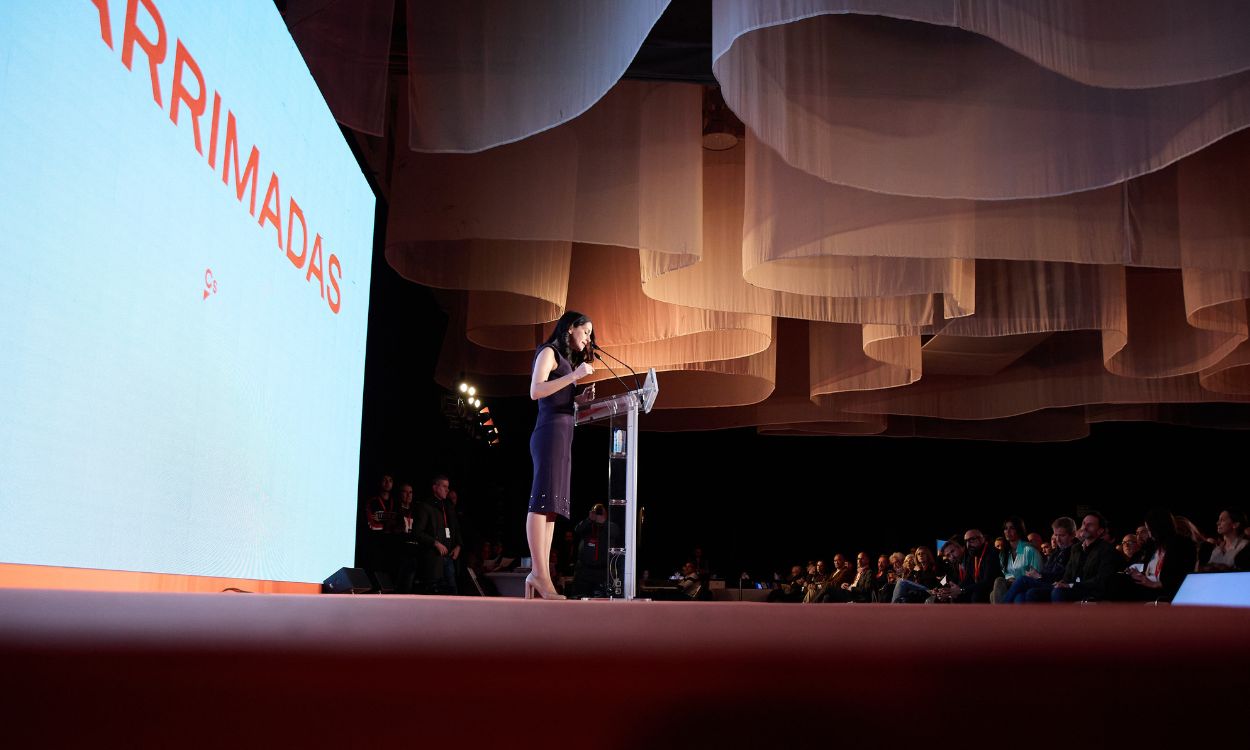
525;573;566;600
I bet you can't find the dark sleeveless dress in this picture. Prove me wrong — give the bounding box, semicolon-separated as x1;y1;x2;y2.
529;344;575;518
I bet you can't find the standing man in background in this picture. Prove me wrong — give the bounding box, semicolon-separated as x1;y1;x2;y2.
423;475;462;594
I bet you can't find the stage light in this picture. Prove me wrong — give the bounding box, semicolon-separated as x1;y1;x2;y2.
458;383;468;393
467;386;476;397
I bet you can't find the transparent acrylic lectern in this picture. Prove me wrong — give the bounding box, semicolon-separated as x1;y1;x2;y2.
573;368;658;600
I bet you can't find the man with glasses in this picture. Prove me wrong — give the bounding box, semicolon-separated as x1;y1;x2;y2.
956;529;1001;603
418;474;462;594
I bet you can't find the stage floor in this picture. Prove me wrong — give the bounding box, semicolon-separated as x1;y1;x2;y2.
3;588;1247;747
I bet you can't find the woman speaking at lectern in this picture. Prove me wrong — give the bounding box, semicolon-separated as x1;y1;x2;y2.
525;311;597;599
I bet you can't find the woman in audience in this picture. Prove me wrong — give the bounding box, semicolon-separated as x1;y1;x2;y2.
992;516;1042;603
1117;508;1198;603
1203;508;1249;572
891;546;942;603
888;552;906;584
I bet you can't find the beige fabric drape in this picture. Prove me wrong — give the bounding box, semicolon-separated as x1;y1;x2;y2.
713;6;1250;198
359;5;1250;441
407;0;668;152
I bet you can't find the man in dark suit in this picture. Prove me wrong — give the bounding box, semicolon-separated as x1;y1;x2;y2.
397;476;462;594
1032;511;1124;602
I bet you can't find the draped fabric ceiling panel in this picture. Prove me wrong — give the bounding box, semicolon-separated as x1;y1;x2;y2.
290;0;1250;439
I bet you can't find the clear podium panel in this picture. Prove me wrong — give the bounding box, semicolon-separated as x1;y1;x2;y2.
572;369;657;600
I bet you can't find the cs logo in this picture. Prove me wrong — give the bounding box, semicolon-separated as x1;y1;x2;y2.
203;268;218;300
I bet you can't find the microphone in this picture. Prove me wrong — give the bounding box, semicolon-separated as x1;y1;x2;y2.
590;349;634;395
589;342;641;392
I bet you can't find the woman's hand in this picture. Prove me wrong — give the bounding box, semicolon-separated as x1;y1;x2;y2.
575;382;596;404
574;361;594;380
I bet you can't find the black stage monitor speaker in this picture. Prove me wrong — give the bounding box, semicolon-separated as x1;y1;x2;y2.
323;567;373;594
368;570;395;594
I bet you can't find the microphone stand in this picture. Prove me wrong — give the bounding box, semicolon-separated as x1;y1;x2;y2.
591;344;642;392
589;352;633;397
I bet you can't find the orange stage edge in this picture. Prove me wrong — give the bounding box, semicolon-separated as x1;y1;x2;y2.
0;562;319;594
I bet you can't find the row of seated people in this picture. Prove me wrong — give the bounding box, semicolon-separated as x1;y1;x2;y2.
769;507;1249;604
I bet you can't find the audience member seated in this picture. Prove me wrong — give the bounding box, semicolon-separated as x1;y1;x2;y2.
889;552;906;583
803;560;832;603
1003;517;1077;604
873;555;894;602
1112;508;1198;603
677;562;706;600
821;552;874;603
1027;511;1123;603
1120;534;1144;566
814;554;856;602
768;565;808;603
891;546;942;603
991;516;1043;603
928;537;968;603
1203;508;1249;572
957;529;1002;603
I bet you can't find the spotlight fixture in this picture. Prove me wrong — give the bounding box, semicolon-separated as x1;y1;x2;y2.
459;383;468;393
702;86;744;151
467;386;476;397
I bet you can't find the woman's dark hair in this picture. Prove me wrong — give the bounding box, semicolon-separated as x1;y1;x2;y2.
1144;508;1180;549
542;311;595;366
1003;516;1028;539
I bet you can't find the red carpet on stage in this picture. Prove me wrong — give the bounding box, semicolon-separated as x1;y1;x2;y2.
3;589;1248;747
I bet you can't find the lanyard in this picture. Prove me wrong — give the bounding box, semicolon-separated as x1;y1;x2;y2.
973;545;987;580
